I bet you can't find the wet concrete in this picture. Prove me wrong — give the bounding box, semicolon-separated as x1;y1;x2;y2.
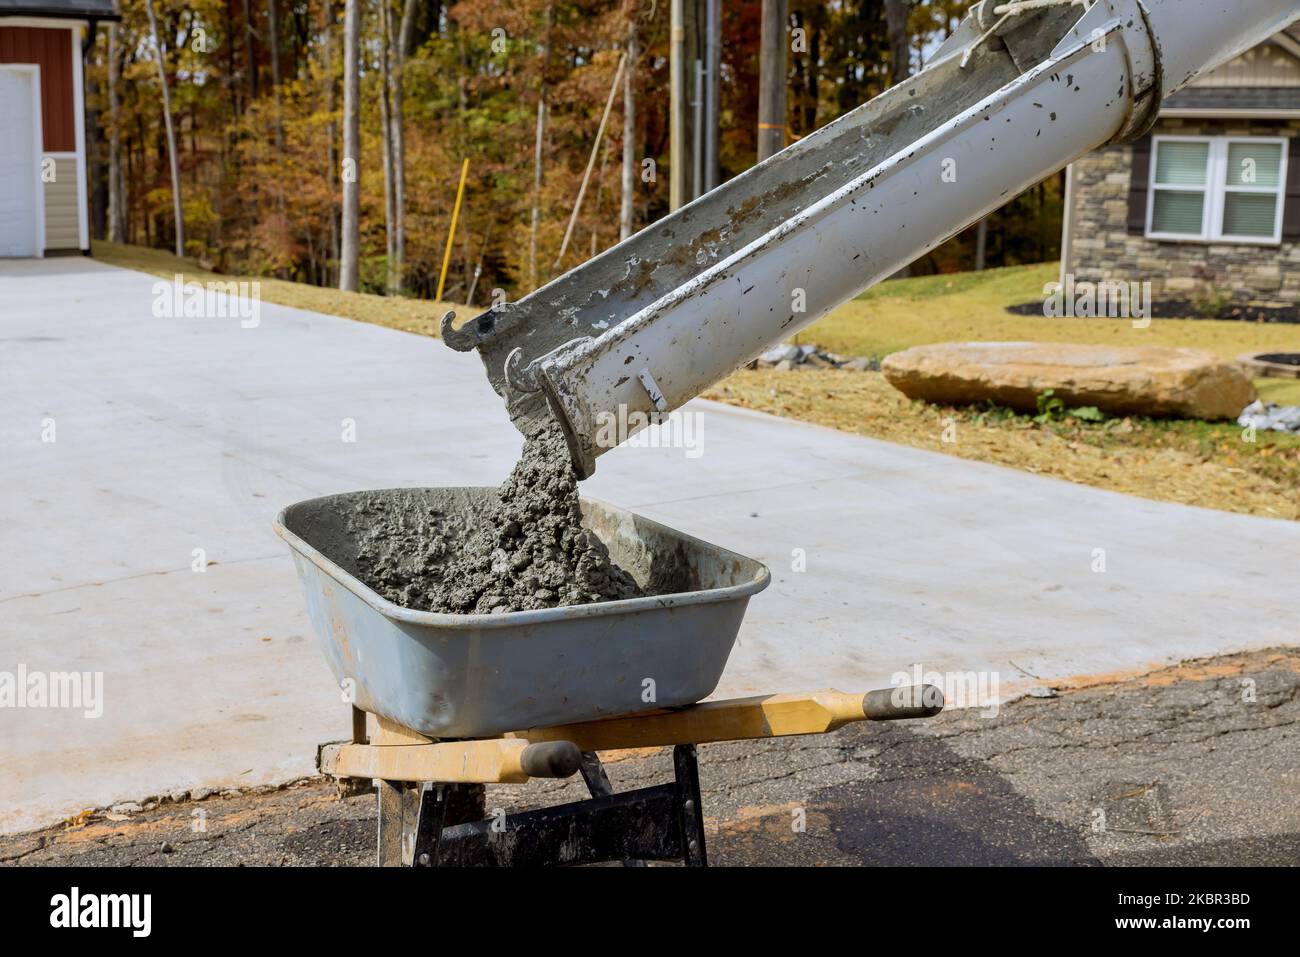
345;424;640;614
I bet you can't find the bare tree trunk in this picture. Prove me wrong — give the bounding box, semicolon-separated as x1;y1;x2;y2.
974;217;988;271
145;0;185;257
379;0;396;293
884;0;912;86
322;0;339;282
86;29;107;242
591;137;611;257
528;4;552;289
267;0;284;148
529;100;545;289
391;0;415;293
243;0;259;100
466;221;493;307
340;0;361;292
884;0;913;277
267;0;281;88
800;13;820;133
619;12;638;242
107;22;124;243
554;53;626;269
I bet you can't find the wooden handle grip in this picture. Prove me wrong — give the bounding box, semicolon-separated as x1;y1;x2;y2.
862;685;945;720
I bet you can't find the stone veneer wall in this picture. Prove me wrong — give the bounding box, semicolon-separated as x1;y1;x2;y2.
1066;117;1300;308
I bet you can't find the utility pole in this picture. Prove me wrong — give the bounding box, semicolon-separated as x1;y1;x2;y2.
758;0;787;162
529;3;552;289
703;0;720;192
669;0;687;210
620;11;639;241
340;0;360;292
671;0;722;210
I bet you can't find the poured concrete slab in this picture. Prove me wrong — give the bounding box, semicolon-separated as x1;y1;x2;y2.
2;257;1296;834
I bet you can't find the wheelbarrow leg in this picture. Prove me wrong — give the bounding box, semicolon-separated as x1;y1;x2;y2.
674;744;707;867
578;751;649;868
410;785;449;867
377;780;420;867
378;780;487;867
578;751;614;797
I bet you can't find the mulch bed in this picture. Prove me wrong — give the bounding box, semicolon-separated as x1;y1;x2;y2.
1007;301;1300;323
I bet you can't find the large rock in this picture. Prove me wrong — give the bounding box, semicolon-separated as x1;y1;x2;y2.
881;342;1257;420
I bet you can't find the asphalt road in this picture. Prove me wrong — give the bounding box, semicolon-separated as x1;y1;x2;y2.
5;648;1296;867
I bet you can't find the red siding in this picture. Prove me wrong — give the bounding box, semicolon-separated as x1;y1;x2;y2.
0;26;76;152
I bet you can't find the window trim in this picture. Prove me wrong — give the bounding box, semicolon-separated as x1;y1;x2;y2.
1145;134;1288;245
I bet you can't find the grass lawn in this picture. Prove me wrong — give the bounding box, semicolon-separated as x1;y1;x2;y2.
803;263;1300;404
705;370;1300;521
715;263;1299;521
93;244;1299;520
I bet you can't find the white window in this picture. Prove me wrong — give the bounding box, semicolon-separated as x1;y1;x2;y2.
1146;135;1288;245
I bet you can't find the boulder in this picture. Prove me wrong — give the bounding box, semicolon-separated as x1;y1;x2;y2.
881;342;1257;420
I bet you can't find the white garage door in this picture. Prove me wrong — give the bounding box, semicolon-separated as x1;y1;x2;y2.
0;67;41;258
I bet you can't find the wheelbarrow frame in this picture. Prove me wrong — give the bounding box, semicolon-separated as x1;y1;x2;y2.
319;684;944;867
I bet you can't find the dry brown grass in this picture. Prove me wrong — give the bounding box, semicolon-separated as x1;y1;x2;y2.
705;368;1300;521
92;240;484;337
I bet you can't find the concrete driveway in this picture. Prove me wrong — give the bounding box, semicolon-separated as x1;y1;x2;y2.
3;257;1297;834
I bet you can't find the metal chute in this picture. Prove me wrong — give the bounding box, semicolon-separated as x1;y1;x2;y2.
445;0;1300;476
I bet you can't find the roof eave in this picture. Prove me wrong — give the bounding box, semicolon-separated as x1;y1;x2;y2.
1161;107;1300;119
0;8;120;21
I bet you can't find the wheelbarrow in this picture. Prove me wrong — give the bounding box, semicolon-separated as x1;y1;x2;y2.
276;488;945;866
275;487;772;738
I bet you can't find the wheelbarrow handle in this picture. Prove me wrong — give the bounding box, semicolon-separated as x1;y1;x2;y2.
520;741;583;779
862;684;945;721
319;736;583;784
511;685;945;750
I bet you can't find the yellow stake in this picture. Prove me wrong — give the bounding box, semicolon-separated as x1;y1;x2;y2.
436;158;470;302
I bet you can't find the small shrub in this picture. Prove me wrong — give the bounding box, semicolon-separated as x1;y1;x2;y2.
1033;388;1105;424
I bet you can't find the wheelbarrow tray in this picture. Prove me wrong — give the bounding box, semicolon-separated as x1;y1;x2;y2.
275;487;770;738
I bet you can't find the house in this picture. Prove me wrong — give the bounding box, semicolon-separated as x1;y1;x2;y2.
0;0;118;258
1061;26;1300;313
